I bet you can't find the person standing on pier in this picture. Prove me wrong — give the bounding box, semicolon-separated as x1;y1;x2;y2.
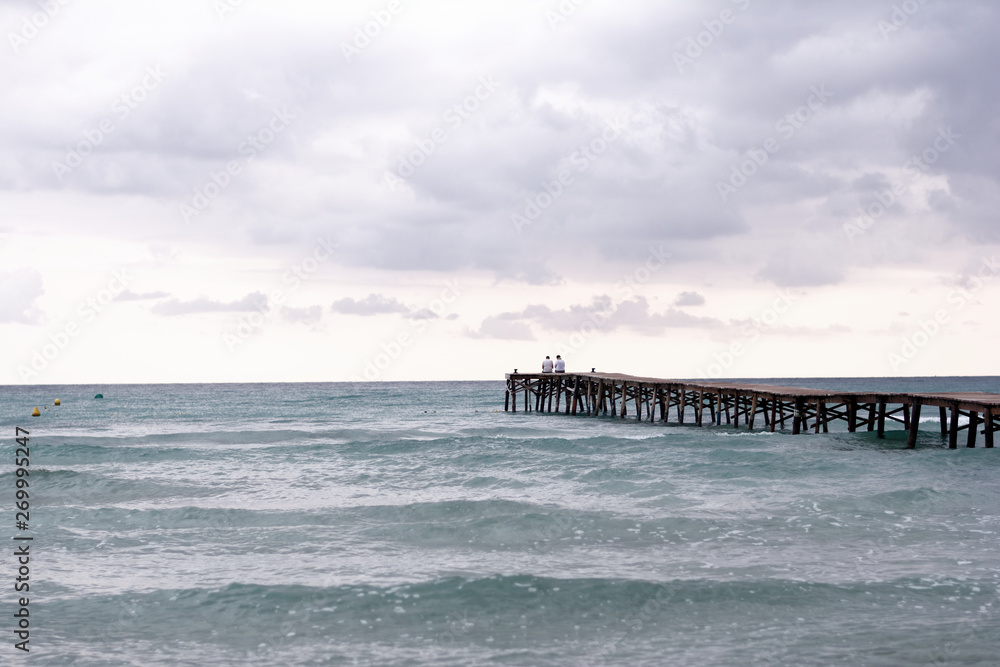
554;355;565;373
541;356;554;373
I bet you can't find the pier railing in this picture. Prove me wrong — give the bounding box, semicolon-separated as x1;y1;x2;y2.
504;372;1000;449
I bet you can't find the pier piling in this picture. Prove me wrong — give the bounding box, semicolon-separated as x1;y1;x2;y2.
503;372;1000;450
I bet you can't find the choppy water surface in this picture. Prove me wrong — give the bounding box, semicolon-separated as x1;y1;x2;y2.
2;379;999;665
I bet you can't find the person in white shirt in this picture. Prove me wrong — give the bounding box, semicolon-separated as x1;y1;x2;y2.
541;356;554;373
554;355;565;373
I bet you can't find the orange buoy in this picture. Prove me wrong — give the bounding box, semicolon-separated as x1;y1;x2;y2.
31;407;40;417
54;399;61;405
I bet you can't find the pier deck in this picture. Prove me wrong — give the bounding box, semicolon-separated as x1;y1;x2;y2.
504;372;1000;449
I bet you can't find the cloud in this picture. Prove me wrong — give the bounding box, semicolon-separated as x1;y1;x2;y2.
331;294;410;316
404;308;439;320
116;289;170;301
0;270;44;324
151;292;269;316
613;297;725;334
517;297;616;331
468;314;536;340
673;291;706;307
469;295;725;340
281;305;322;325
756;253;846;287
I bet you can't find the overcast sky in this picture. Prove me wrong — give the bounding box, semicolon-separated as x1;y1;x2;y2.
1;0;998;384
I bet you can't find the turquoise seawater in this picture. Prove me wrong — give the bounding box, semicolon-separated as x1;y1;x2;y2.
1;378;999;666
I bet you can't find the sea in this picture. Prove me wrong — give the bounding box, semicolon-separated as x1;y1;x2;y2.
2;377;999;666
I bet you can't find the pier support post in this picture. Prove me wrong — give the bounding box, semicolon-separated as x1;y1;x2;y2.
877;400;886;438
770;399;777;433
847;399;857;433
940;407;948;436
907;400;921;449
867;404;876;431
696;391;704;427
792;399;804;435
949;406;959;449
505;389;510;412
678;391;686;424
814;401;824;434
748;395;758;431
986;412;995;448
902;404;910;430
967;412;979;448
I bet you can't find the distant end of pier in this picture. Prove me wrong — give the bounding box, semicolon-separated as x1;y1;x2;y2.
504;372;1000;449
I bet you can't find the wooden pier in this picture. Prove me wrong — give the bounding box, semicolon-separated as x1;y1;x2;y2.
504;372;1000;449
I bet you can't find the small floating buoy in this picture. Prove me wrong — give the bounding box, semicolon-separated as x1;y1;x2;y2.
54;399;61;405
31;407;40;417
95;394;103;399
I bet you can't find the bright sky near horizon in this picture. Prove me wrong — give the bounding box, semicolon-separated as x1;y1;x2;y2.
1;0;997;384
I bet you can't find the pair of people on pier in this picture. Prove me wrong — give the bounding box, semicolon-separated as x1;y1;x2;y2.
541;355;565;373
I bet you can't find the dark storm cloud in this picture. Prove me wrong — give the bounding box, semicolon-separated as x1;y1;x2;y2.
2;0;998;285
